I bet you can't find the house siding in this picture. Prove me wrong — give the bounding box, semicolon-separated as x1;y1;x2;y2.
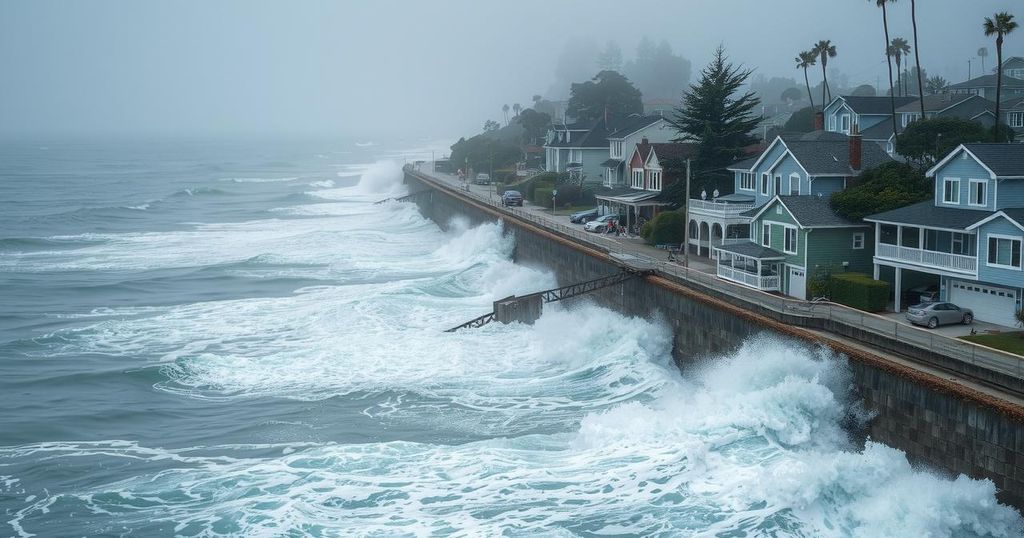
755;204;806;267
933;152;994;211
976;217;1024;288
806;228;874;275
751;143;790;206
766;153;806;201
997;180;1024;210
811;177;846;197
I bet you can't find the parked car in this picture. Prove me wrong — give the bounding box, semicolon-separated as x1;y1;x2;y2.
569;207;600;223
473;173;491;185
906;302;974;329
903;284;939;305
583;214;624;233
501;190;523;207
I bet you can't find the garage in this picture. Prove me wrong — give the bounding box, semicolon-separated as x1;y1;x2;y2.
788;266;806;300
948;281;1020;327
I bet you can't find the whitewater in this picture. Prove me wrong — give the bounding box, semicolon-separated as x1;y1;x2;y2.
0;138;1021;537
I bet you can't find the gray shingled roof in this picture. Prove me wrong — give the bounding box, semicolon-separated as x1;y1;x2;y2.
606;114;666;139
838;95;917;115
963;144;1024;177
950;74;1024;89
726;156;759;171
894;94;987;113
864;200;993;229
780;135;894;175
717;242;787;259
860;120;895;141
777;196;867;228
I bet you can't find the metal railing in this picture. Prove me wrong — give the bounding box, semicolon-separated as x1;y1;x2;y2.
876;243;977;273
688;198;755;214
405;166;1024;385
717;266;781;290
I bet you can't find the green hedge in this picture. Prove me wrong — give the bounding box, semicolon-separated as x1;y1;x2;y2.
527;180;555;201
534;187;554;208
829;272;889;312
641;211;686;245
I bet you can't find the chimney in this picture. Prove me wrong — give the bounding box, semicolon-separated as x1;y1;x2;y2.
640;137;649;145
849;123;862;171
814;111;825;131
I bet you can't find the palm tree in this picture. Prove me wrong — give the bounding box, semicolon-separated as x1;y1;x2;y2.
873;0;899;138
512;103;522;118
812;40;837;105
978;47;989;73
911;0;925;114
888;38;910;96
984;12;1018;142
795;51;817;109
502;104;510;126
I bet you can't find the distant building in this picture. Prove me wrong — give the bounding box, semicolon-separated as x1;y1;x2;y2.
601;115;674;188
948;74;1024;101
596;140;697;231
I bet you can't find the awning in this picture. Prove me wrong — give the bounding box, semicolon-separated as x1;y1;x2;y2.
714;193;755;203
600;158;623;168
715;242;787;260
595;189;669;207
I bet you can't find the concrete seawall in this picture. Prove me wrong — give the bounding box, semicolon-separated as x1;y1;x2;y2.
405;170;1024;508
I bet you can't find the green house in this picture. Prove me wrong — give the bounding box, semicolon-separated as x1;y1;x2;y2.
714;196;873;299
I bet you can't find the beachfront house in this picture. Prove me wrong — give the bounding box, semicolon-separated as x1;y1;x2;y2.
602;115;673;188
716;196;872;299
596;140;696;232
688;128;892;258
864;143;1024;327
543;119;621;185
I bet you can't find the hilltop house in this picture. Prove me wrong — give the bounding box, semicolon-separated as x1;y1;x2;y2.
999;96;1024;141
688;129;892;258
865;144;1024;326
894;94;996;130
596;141;697;231
949;74;1024;101
1004;57;1024;81
602;115;674;188
716;196;872;299
823;95;917;144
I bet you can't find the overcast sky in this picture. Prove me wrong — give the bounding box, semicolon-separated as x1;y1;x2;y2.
1;0;1020;140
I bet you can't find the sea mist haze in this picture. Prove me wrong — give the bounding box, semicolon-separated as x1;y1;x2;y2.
0;138;1021;536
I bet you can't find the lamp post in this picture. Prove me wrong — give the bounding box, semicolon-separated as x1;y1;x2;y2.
552;189;557;215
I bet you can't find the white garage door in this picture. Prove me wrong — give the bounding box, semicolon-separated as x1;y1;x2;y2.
948;281;1019;327
788;267;806;300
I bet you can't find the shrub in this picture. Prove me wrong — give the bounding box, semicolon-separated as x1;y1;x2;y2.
642;211;686;245
526;175;556;201
829;272;889;312
640;221;654;241
553;184;583;204
534;187;554;208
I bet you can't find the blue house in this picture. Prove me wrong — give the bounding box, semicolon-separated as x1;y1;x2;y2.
823;95;916;138
688;129;892;258
865;144;1024;326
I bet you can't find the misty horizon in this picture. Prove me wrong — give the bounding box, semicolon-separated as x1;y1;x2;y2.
1;0;1021;141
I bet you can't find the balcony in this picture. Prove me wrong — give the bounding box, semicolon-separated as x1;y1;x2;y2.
688;198;755;215
717;265;781;290
875;242;977;274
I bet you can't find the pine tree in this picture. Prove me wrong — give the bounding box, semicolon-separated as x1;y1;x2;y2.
670;46;761;186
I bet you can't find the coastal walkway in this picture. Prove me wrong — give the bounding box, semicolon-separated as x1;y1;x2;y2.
404;165;1024;409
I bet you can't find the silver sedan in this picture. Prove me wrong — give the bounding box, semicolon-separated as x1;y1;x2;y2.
906;302;974;329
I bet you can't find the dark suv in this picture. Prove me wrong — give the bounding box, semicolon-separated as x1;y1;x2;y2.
501;190;523;207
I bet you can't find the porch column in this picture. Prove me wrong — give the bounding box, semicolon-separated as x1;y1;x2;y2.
894;267;902;312
873;263;880;280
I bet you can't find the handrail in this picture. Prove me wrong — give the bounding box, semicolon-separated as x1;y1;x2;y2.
404;166;1024;385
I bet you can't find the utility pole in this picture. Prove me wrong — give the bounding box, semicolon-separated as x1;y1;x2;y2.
968;58;972;81
684;158;691;269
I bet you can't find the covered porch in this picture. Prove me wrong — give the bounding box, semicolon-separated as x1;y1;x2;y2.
873;222;978;275
715;242;785;291
595;189;670;234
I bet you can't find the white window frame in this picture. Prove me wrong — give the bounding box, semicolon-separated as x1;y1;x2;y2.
631;168;643;189
968;179;988;207
762;223;771;247
852;232;865;250
649;170;661;191
829;116;837;131
761;173;770;195
739;172;755;191
942;177;960;204
986;234;1023;270
841;114;851;133
783;226;798;254
774;175;782;195
789;173;801;195
1010;112;1024;129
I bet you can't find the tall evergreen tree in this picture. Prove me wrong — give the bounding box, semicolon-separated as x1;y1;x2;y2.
566;70;643;124
669;46;760;197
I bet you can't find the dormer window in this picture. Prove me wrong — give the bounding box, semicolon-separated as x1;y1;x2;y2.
841;114;851;133
942;177;960;204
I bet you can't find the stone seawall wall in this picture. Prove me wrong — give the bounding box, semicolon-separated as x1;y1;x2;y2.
405;171;1024;508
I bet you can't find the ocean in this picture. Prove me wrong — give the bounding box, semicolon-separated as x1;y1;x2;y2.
0;136;1021;537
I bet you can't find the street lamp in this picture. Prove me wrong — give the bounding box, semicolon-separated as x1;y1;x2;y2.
552;188;558;215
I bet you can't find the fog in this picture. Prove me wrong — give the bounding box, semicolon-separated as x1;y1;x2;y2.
1;0;1020;140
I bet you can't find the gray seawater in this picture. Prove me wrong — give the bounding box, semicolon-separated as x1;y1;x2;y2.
0;136;1021;537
